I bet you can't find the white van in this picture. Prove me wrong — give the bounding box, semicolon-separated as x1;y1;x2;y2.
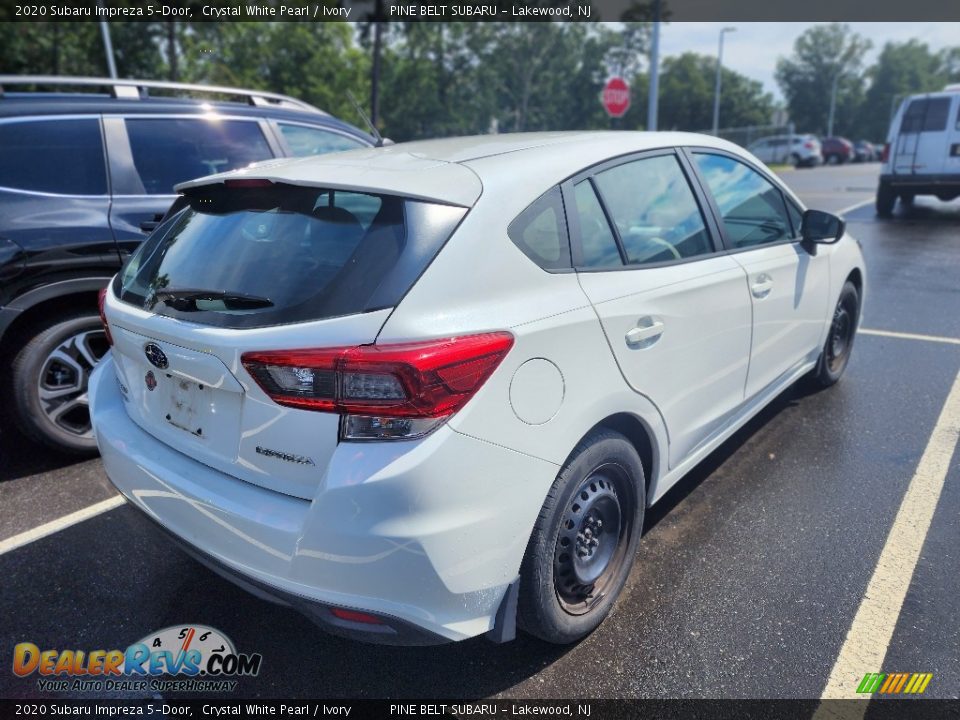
877;86;960;216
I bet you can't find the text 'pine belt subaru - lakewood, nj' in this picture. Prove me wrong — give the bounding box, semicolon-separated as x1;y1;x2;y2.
90;132;866;645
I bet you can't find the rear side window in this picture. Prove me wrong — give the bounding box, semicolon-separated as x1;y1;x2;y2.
116;184;466;328
125;118;273;194
278;123;366;157
507;187;570;270
0;119;106;195
573;181;622;268
593;154;713;266
693;153;791;249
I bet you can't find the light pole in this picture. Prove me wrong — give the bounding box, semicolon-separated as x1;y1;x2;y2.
827;71;841;137
647;0;661;131
712;26;736;136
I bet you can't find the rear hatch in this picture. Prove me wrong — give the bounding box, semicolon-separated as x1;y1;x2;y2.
104;179;468;499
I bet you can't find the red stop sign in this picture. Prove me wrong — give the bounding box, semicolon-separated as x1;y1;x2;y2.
602;77;631;118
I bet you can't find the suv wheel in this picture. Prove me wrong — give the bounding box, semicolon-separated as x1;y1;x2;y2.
9;312;109;454
876;181;896;217
518;429;645;644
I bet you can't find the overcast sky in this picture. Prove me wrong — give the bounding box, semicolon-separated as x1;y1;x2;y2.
657;23;960;102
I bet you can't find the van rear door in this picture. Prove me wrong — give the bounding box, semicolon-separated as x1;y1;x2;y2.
894;96;953;176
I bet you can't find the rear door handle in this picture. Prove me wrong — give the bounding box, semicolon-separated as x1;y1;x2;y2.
751;274;774;299
625;319;664;348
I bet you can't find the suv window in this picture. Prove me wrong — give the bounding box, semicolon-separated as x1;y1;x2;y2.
125;118;273;194
593;154;712;266
278;123;366;157
508;187;570;270
693;153;792;249
0;118;106;195
116;184;466;329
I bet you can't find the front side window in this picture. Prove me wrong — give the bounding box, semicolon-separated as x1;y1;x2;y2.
125;118;274;194
0;118;106;195
116;184;465;328
278;123;366;157
508;187;570;270
592;154;713;266
693;153;792;249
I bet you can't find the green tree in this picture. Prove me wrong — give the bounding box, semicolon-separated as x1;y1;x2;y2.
653;52;774;131
856;40;950;142
775;23;872;136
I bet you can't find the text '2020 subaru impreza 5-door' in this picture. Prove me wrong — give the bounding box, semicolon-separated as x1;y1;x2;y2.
90;132;865;645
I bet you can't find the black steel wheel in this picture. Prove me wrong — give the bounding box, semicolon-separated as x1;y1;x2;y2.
518;429;645;644
809;281;860;389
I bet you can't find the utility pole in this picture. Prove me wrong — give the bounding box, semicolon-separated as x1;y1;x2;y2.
646;0;660;131
370;0;384;128
827;71;840;137
96;0;117;79
712;27;736;136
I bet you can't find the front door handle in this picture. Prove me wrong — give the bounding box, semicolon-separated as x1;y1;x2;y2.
625;319;664;348
751;274;774;299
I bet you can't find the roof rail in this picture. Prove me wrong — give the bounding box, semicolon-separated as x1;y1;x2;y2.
0;75;327;114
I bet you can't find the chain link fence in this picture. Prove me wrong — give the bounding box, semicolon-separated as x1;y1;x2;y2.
698;124;798;163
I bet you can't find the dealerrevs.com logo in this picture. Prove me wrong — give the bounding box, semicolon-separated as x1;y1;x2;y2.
12;625;261;693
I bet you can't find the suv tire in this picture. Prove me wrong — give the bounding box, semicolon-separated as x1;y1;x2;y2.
8;312;109;455
518;429;645;644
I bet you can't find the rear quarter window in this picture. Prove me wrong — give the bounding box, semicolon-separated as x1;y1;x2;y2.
507;187;571;270
0;118;107;195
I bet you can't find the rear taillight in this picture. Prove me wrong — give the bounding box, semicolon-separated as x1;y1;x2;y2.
98;287;113;346
881;143;890;162
241;332;514;440
805;141;815;149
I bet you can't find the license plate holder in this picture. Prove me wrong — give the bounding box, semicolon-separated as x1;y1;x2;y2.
165;376;210;438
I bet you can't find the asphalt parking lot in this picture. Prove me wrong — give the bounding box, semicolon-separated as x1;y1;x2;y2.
1;161;958;701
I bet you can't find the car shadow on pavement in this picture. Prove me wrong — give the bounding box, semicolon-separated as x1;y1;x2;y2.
0;424;89;484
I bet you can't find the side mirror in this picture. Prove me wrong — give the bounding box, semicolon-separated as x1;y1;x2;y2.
801;209;845;244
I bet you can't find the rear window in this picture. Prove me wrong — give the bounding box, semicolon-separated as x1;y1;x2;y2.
507;187;570;270
901;98;951;134
115;183;466;328
0;118;106;195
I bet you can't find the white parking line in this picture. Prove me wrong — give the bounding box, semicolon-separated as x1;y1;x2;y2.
817;368;960;708
860;328;960;346
0;495;125;557
836;198;875;217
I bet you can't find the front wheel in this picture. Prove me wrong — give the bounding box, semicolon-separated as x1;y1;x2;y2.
809;281;860;389
518;429;645;644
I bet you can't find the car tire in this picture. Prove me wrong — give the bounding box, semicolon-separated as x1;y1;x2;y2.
791;153;801;168
517;429;645;644
876;181;895;217
809;281;860;389
900;193;914;207
8;311;110;455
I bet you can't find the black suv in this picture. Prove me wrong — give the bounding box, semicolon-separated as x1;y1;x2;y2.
0;76;373;454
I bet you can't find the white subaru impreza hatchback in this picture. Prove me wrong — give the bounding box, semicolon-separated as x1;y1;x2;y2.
91;132;865;645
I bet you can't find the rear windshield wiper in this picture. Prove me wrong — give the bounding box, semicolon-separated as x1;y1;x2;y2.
150;288;274;311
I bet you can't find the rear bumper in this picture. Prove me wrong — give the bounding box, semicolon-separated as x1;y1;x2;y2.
880;173;960;191
90;353;558;644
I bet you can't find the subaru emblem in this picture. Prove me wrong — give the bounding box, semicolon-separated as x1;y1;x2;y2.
144;342;169;369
